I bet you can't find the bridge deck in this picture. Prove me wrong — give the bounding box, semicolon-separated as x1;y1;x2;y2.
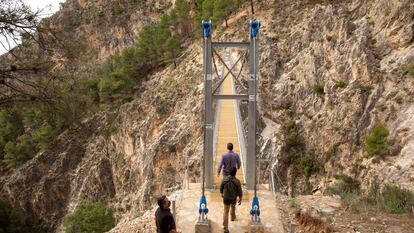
214;76;245;186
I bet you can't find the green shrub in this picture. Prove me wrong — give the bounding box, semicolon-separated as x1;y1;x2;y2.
63;202;116;233
97;49;137;102
170;0;192;38
300;153;319;178
371;73;383;83
212;0;233;26
98;69;134;101
282;120;299;134
58;91;95;127
405;62;414;77
3;135;34;168
282;121;304;154
359;84;373;93
342;193;368;213
395;96;403;104
289;198;297;208
195;0;247;34
367;176;380;204
101;112;119;139
312;83;325;95
284;135;303;153
364;125;389;156
325;174;361;197
112;0;123;15
32;123;55;151
0;110;24;159
324;146;337;163
281;121;305;166
380;184;414;214
335;80;347;88
201;0;214;21
97;0;192;102
0;199;27;233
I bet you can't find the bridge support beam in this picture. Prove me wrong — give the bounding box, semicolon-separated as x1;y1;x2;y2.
203;22;214;189
202;20;260;190
246;21;260;191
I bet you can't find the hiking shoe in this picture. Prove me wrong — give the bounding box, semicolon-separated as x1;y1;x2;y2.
224;229;230;233
231;217;236;221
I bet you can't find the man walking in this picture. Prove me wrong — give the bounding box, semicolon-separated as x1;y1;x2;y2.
155;195;179;233
220;167;243;233
217;143;241;177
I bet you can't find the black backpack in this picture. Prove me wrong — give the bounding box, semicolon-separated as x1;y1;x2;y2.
223;179;238;203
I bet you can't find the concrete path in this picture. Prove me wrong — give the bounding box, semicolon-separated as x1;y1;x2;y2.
175;183;285;233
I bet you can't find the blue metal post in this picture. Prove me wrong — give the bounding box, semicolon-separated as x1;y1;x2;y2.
200;20;213;223
248;19;261;225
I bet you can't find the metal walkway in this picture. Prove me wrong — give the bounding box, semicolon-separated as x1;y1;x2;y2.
213;75;245;186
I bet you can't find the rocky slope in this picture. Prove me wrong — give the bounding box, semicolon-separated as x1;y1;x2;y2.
46;0;172;64
0;0;413;232
256;0;414;194
109;0;414;230
1;41;205;231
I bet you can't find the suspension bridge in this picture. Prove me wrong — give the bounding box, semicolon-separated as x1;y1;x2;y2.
172;20;284;233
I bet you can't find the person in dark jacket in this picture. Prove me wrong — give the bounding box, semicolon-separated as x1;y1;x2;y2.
155;195;179;233
220;167;243;233
217;143;241;177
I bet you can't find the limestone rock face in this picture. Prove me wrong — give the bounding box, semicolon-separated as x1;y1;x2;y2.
49;0;172;63
1;42;205;232
1;1;201;231
0;0;413;232
255;0;414;194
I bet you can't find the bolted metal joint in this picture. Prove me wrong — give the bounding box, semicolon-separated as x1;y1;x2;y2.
202;20;212;38
250;196;261;224
198;195;209;223
249;19;260;38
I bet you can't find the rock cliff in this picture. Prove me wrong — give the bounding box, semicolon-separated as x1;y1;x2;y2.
256;0;414;195
0;0;413;232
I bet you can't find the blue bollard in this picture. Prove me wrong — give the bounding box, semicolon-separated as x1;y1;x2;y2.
198;195;208;222
250;19;260;38
202;20;212;38
250;196;261;224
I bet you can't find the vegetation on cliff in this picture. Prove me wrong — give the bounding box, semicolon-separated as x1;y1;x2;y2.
63;202;115;233
0;199;27;233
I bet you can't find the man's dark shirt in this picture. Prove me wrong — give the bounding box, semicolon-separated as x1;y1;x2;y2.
220;176;243;205
155;207;176;233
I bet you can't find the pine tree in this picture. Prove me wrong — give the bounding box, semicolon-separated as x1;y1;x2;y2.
136;25;159;67
213;0;233;27
201;0;214;20
172;0;191;37
163;36;181;68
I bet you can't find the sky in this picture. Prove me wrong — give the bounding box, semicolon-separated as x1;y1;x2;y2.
25;0;65;17
0;0;65;54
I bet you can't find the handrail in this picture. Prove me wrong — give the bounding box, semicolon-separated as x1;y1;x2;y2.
183;157;202;190
256;158;282;198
